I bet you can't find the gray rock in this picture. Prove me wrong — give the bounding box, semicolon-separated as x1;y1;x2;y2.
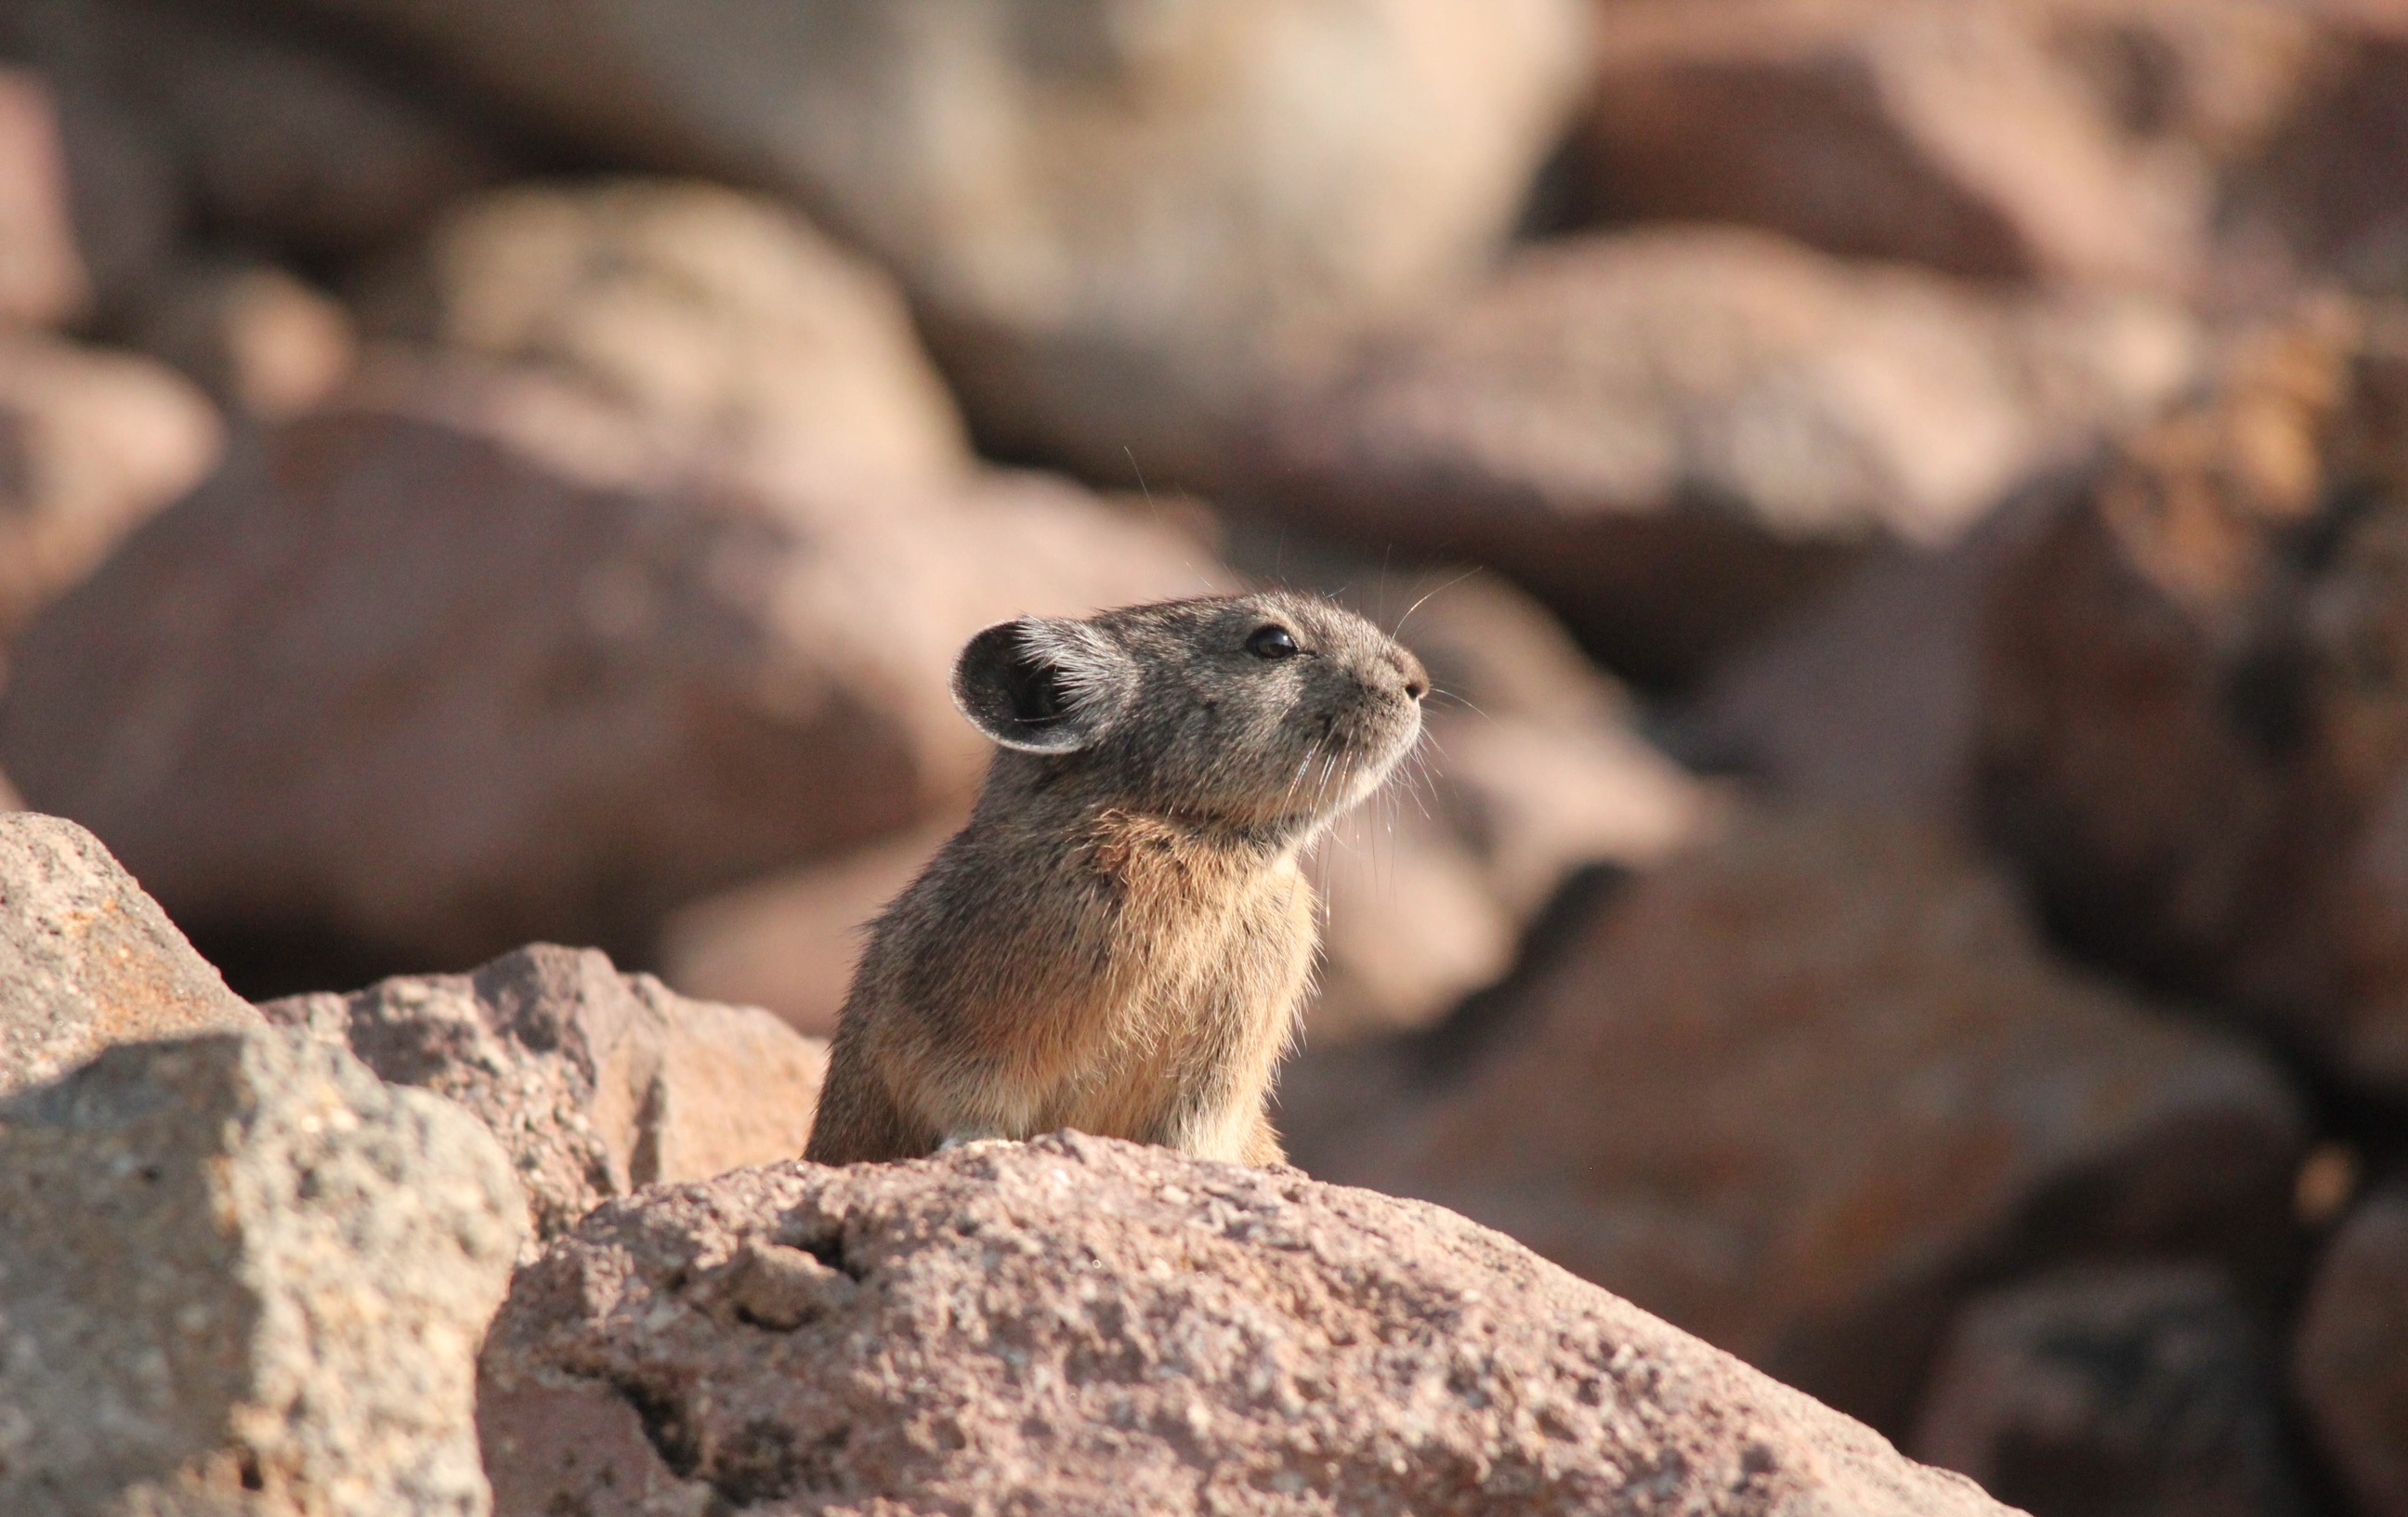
1914;1264;2306;1517
0;1027;525;1516
0;810;256;1099
265;943;827;1252
478;1131;2014;1516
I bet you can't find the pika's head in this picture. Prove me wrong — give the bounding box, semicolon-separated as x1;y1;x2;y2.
952;591;1428;835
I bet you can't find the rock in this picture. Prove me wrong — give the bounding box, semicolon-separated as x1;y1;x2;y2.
1574;0;2311;291
130;258;359;420
1978;300;2408;1097
2293;1184;2408;1517
0;67;91;326
478;1131;2014;1517
1298;808;2308;1433
0;330;223;639
362;178;972;491
3;0;513;274
1687;484;2068;827
0;1027;525;1517
657;817;959;1040
251;0;1590;483
1250;228;2199;682
264;941;827;1250
0;355;1216;981
0;810;257;1100
1912;1264;2307;1517
2221;16;2408;294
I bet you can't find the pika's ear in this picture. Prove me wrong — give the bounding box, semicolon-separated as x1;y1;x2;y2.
950;617;1136;754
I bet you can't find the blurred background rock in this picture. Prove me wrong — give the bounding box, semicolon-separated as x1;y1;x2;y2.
0;2;2403;1511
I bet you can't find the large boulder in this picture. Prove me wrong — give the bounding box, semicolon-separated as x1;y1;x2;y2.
0;810;256;1099
1912;1264;2306;1517
248;0;1590;483
0;330;222;640
1297;808;2308;1432
1978;299;2408;1098
0;358;1215;984
2293;1185;2408;1517
478;1131;2013;1516
1572;0;2310;291
265;942;826;1250
1249;228;2197;681
360;178;973;491
0;1027;525;1517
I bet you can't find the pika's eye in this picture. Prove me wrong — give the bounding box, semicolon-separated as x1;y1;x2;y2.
1247;624;1301;660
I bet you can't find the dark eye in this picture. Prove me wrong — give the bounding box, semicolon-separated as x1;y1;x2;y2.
1247;624;1301;660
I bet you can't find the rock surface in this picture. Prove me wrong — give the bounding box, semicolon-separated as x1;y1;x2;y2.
0;1027;525;1517
478;1131;2014;1517
0;67;93;326
1913;1264;2305;1517
253;0;1590;483
362;178;972;490
0;359;1216;978
265;942;826;1249
0;810;257;1100
2293;1184;2408;1517
1299;808;2307;1432
1979;300;2408;1097
1575;0;2310;291
0;330;223;639
1251;228;2197;681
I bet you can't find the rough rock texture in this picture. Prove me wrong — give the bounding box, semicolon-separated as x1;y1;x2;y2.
0;330;223;638
1299;808;2308;1433
1575;0;2310;291
0;358;1215;977
130;259;359;421
253;0;1590;482
1252;228;2198;681
264;942;826;1250
0;1027;526;1517
2294;1184;2408;1517
1979;300;2408;1097
1912;1264;2306;1517
478;1131;2013;1517
0;810;257;1100
362;179;972;490
0;67;92;326
659;569;1711;1042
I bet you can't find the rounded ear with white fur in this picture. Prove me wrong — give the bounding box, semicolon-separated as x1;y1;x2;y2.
950;618;1137;753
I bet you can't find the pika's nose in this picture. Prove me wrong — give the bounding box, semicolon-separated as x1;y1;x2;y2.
1392;647;1430;703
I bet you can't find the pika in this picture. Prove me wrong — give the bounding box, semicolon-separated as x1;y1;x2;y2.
805;591;1428;1167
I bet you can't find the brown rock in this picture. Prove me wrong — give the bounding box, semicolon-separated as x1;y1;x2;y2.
1913;1264;2306;1517
1978;301;2408;1097
264;941;826;1250
1251;229;2198;682
0;810;257;1100
249;0;1590;483
4;0;512;270
1299;808;2308;1432
2294;1185;2408;1517
0;67;91;326
363;179;972;492
1575;0;2311;290
0;1027;525;1517
130;258;359;421
478;1131;2015;1516
0;357;1216;976
0;330;223;639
